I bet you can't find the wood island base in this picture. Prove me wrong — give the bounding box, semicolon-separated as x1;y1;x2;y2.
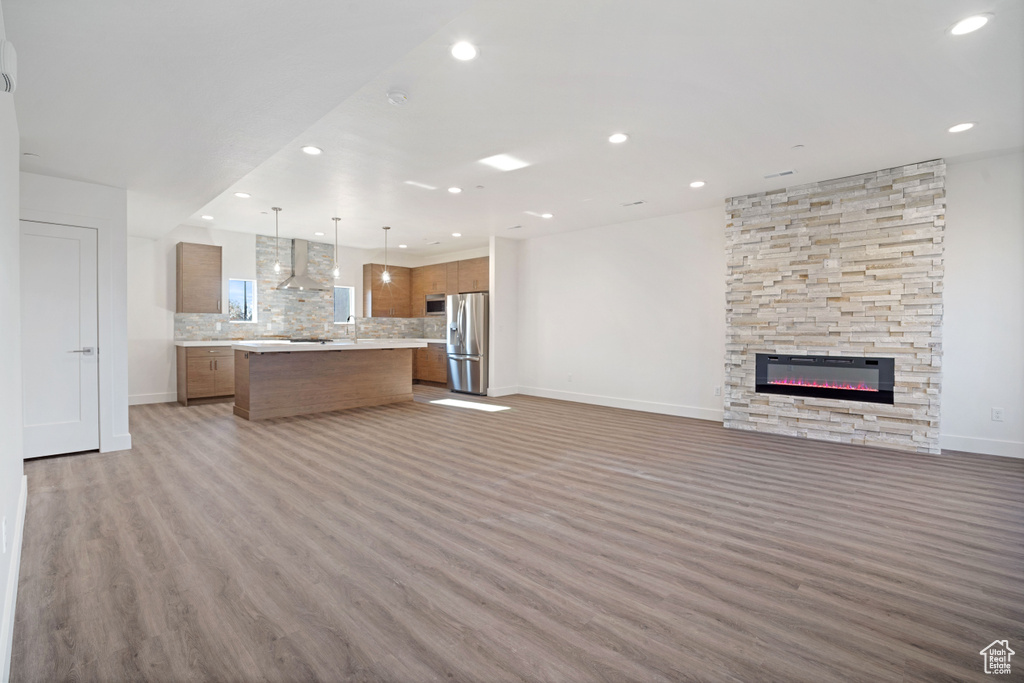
233;347;414;420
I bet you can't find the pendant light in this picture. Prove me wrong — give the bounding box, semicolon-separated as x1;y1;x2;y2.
381;226;392;283
331;217;341;279
271;207;283;273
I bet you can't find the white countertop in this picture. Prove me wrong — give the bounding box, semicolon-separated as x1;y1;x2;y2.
231;339;443;353
176;338;445;348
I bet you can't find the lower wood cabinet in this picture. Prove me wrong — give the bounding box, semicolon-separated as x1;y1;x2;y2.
177;346;235;405
412;344;447;384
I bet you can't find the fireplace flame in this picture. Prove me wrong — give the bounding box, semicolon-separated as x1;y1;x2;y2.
767;378;878;392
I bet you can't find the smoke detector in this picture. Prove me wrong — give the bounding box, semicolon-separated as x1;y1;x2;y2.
387;90;409;106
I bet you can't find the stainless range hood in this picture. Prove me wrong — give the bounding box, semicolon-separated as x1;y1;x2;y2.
277;239;328;291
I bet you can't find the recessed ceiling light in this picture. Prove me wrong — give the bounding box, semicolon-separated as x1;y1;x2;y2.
201;215;214;220
399;244;408;249
690;180;706;188
314;231;325;236
452;232;462;237
234;192;251;198
448;187;462;194
541;213;553;219
948;122;975;133
608;133;629;144
451;41;478;61
479;154;530;171
301;146;322;155
950;14;992;35
405;180;436;190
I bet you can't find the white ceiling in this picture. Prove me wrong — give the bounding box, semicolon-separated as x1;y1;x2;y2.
7;0;1023;254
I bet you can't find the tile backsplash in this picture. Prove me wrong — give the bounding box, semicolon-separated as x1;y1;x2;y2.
174;236;448;341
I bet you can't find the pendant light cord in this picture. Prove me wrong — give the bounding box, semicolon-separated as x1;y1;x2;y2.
332;217;341;275
272;207;282;269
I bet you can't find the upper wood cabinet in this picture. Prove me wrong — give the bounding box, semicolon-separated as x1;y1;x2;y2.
361;256;488;317
362;264;412;317
176;242;222;314
446;262;459;294
410;263;449;317
457;257;489;293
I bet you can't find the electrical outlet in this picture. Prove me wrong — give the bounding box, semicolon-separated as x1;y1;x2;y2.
215;322;222;331
567;373;573;382
992;408;1004;422
714;386;722;396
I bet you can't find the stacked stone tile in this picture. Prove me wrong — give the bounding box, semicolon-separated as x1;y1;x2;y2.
724;160;945;453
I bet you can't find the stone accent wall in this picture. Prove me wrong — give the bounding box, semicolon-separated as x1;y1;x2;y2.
724;160;945;453
175;235;445;341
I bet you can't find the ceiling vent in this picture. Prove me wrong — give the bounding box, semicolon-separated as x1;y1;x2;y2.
620;200;647;207
764;169;796;179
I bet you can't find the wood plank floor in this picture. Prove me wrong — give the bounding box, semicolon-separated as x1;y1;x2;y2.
11;386;1024;682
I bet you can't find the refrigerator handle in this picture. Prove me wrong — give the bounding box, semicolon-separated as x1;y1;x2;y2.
454;297;465;348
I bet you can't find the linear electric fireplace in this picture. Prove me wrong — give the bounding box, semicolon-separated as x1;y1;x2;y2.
756;354;895;405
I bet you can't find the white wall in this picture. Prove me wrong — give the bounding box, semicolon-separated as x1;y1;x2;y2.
0;20;27;677
360;244;489;269
516;208;727;421
127;226;373;404
127;225;259;404
488;237;519;396
941;150;1024;458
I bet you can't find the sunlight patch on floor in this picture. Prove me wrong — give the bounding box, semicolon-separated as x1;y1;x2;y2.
430;398;510;412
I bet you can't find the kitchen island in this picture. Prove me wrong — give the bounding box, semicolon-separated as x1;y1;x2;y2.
232;339;429;420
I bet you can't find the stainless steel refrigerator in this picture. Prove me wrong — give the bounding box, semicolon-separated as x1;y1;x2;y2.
446;292;488;395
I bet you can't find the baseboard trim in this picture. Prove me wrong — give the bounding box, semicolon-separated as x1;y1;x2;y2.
2;475;27;683
487;385;520;398
517;386;723;422
129;392;177;406
100;433;132;454
940;434;1024;459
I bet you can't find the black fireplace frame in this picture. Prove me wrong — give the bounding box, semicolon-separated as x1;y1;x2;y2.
755;353;895;405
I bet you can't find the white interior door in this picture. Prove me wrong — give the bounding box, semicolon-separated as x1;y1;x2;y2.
20;221;99;457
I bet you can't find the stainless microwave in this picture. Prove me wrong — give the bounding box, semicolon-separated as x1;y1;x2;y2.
425;294;446;316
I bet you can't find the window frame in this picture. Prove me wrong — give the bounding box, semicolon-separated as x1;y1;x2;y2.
334;285;355;324
228;278;258;323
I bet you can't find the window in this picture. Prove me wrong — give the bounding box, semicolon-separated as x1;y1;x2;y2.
228;279;257;322
334;286;354;324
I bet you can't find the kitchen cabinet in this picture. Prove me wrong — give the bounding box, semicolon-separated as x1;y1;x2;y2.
446;262;459;294
176;242;222;314
362;264;412;317
177;346;234;405
411;263;448;316
413;343;447;384
457;256;489;293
